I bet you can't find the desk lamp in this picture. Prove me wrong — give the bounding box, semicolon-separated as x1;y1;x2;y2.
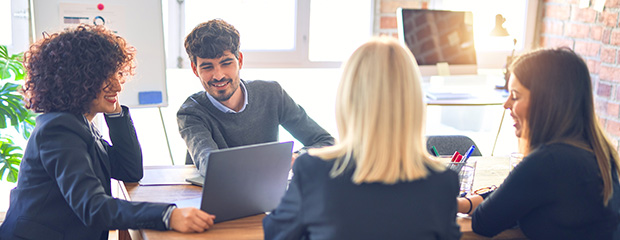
490;14;516;90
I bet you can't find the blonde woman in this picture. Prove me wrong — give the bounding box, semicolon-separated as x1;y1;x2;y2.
263;37;461;240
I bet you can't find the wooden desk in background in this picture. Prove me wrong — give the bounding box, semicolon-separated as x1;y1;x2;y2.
115;158;526;240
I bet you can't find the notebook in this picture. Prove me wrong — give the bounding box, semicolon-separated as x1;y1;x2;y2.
177;141;293;223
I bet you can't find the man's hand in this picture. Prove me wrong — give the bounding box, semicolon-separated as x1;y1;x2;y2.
291;152;299;167
169;207;216;233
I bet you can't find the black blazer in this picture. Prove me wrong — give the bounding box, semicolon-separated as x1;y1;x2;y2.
0;107;171;240
263;154;461;240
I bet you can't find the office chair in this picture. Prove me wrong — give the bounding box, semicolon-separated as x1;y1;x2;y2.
426;135;482;157
185;151;193;165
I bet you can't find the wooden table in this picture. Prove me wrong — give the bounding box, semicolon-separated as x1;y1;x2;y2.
116;158;526;240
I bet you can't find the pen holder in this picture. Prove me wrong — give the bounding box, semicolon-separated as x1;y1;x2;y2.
447;159;477;194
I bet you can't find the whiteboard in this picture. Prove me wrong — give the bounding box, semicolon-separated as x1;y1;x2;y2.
30;0;168;108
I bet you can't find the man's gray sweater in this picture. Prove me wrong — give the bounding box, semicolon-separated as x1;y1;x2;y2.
177;80;335;176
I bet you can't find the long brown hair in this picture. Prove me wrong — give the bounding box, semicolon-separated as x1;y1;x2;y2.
509;47;620;205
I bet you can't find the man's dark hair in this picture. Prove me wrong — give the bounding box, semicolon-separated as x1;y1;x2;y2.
184;19;240;65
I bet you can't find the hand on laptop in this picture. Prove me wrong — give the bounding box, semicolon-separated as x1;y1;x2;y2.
170;207;216;233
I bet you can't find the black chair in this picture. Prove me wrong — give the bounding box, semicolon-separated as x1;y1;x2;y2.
185;151;193;165
426;135;482;157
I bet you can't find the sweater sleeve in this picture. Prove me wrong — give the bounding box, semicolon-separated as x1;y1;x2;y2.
177;96;219;176
471;151;555;237
275;83;335;149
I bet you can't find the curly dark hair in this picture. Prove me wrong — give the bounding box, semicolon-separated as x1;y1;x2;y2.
184;19;240;65
22;24;136;115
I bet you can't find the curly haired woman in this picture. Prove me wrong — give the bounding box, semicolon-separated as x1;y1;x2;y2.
0;25;215;240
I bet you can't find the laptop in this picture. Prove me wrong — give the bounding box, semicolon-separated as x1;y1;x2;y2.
177;141;293;223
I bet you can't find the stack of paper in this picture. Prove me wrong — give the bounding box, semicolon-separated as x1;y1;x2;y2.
425;91;474;100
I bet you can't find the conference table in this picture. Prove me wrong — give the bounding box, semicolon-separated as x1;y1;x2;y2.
113;157;527;240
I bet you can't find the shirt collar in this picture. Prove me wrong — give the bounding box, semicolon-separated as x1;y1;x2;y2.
205;80;248;113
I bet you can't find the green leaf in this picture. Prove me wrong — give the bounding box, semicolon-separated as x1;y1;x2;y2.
7;169;17;182
0;137;22;182
0;45;32;182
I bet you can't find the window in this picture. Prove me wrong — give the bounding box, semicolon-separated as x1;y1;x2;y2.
186;0;296;51
0;1;12;45
437;0;539;68
168;0;374;68
309;0;373;62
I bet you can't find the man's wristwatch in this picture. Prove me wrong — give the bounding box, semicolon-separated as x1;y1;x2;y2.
294;148;308;156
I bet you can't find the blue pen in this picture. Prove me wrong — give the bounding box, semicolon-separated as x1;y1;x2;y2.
461;145;476;163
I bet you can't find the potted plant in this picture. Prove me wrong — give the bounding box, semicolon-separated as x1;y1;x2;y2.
0;45;36;182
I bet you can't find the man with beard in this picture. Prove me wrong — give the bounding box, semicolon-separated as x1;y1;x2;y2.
177;19;335;176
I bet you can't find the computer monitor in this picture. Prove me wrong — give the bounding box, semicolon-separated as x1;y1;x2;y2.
397;8;477;76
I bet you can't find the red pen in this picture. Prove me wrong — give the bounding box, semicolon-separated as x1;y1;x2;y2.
455;154;463;163
450;151;461;162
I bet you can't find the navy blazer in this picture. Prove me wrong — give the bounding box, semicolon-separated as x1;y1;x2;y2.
0;107;171;240
263;154;461;240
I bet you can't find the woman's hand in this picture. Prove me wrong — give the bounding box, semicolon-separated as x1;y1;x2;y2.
457;195;484;215
108;100;122;114
169;207;216;233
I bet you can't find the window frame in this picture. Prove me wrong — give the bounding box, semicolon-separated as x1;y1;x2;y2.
166;0;375;69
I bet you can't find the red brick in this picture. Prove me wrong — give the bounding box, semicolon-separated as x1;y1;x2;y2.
380;1;422;13
380;16;398;29
599;11;619;27
591;26;604;41
566;23;591;38
606;0;620;7
574;41;601;57
601;47;617;63
588;59;601;74
542;20;564;35
545;5;571;20
545;0;579;3
594;98;607;112
608;102;620;117
598;82;613;97
606;119;620;137
540;36;574;48
603;28;613;44
600;65;620;82
571;7;597;23
612;30;620;45
616;86;620;101
596;99;609;115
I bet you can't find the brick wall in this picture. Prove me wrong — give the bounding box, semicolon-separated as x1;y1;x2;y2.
375;0;429;37
376;0;620;149
540;0;620;149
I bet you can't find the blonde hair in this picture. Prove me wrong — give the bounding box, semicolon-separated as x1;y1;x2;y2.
310;37;444;184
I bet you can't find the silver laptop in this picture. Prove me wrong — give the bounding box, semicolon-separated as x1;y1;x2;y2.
177;141;293;223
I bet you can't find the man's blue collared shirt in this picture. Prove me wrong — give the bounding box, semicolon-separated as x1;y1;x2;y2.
205;81;248;113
